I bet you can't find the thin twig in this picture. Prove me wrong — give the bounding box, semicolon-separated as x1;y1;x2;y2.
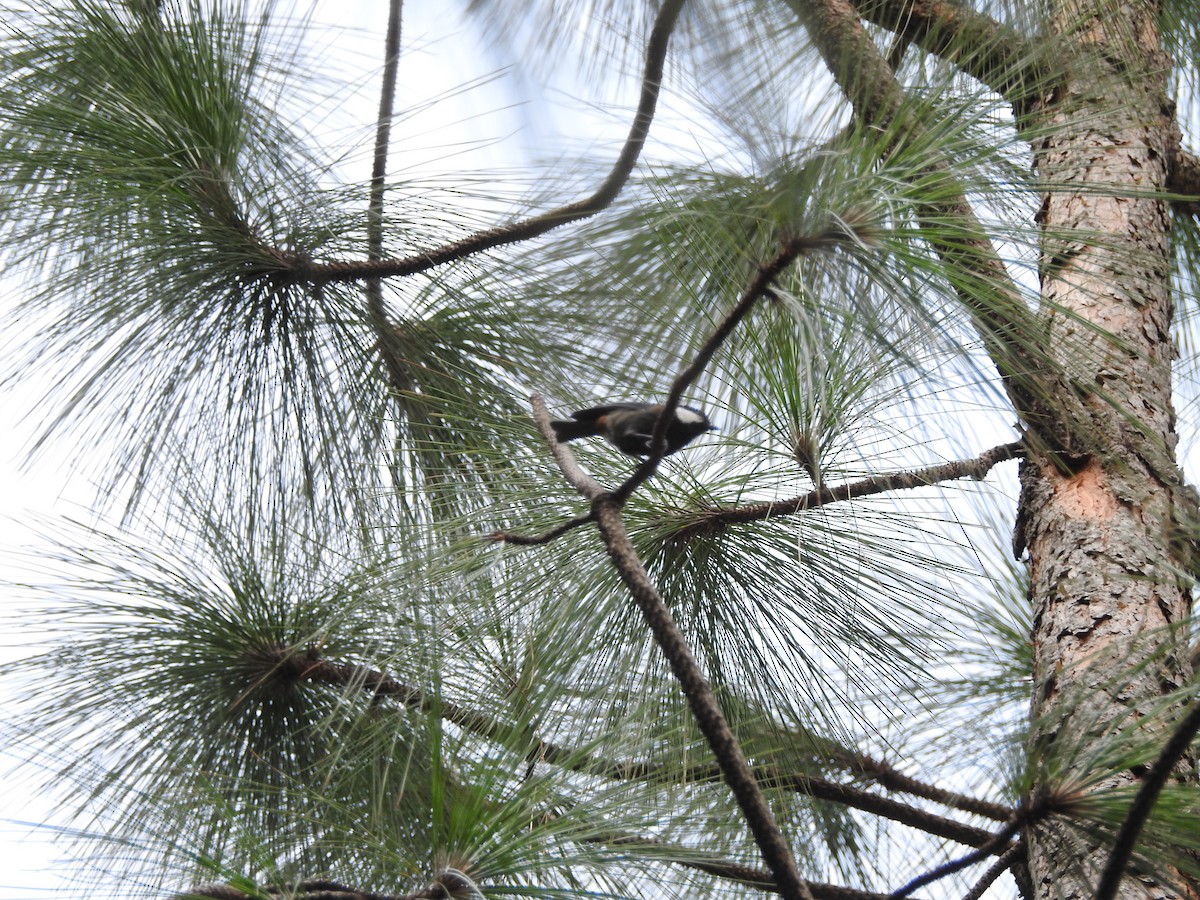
531;394;606;499
961;841;1023;900
693;441;1025;529
613;232;852;503
297;0;687;285
492;510;595;545
1093;698;1200;900
884;31;910;71
591;498;813;900
889;820;1021;898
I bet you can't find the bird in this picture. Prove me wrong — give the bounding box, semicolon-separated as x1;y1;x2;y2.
550;402;713;457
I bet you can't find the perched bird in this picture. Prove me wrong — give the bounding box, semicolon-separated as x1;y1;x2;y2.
550;402;713;457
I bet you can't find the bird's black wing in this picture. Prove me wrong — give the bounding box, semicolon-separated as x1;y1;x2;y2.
570;402;654;421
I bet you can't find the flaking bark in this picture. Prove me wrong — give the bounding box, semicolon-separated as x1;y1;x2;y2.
1022;0;1195;895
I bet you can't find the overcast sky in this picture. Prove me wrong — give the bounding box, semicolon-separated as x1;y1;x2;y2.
0;0;759;892
0;1;586;894
7;3;1197;898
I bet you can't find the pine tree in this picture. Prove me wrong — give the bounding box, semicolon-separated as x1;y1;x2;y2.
2;0;1198;899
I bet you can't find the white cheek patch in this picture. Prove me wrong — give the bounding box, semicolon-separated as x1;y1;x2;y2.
676;408;707;425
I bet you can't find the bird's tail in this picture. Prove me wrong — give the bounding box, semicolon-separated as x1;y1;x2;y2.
550;419;600;443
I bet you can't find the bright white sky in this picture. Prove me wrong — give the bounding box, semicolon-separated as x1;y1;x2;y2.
3;2;1198;898
0;1;710;895
0;1;544;895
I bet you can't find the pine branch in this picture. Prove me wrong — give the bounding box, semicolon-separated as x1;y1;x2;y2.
685;441;1024;531
272;648;527;745
530;397;811;898
1093;698;1200;900
186;817;928;900
766;770;999;848
854;0;1054;119
888;820;1020;898
270;645;1009;844
613;229;857;503
292;0;688;285
832;753;1012;823
783;0;1088;456
645;759;1006;838
590;496;814;900
502;228;862;539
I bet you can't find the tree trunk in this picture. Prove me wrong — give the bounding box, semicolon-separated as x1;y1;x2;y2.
1022;0;1193;896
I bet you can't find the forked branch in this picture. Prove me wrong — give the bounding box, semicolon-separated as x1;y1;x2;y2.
614;228;860;502
531;404;812;899
853;0;1055;119
298;0;688;285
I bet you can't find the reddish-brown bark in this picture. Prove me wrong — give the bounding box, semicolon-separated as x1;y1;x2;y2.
1023;0;1194;896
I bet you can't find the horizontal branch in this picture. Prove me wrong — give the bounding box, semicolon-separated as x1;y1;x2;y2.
178;878;440;900
686;441;1024;532
1169;147;1200;215
614;230;858;502
183;828;923;900
581;827;919;900
267;647;1010;846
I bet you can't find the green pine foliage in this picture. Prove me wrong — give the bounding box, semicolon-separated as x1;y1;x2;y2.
2;0;1198;898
